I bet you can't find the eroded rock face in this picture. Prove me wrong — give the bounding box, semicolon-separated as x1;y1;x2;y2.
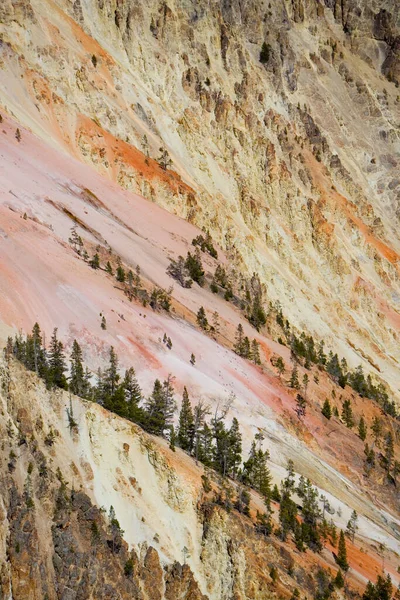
0;0;399;398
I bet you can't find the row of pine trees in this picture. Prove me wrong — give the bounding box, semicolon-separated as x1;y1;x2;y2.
6;323;363;575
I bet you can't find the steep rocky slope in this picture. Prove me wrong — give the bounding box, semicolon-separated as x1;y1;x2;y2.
1;0;400;598
0;0;399;398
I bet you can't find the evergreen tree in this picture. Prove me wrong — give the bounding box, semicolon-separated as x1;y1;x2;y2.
103;346;120;400
334;570;344;589
276;357;285;378
197;422;213;466
242;440;271;500
177;387;194;452
89;253;100;269
255;510;272;537
234;324;245;356
358;416;367;441
384;431;394;471
185;250;205;286
341;399;354;428
190;353;196;366
167;256;192;288
196;307;208;330
336;530;349;571
69;340;87;397
105;261;113;275
290;366;300;389
47;328;68;389
371;416;382;447
123;367;143;423
295;394;306;419
227;418;242;478
251;339;261;365
346;509;358;543
322;398;332;420
116;265;126;282
145;376;176;436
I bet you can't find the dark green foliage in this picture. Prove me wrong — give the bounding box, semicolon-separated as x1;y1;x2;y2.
290;366;300;389
214;265;228;288
244;274;266;331
89;253;100;269
358;416;367;441
150;286;171;311
322;398;332;420
196;306;208;329
105;261;113;275
101;316;107;330
145;376;176;436
336;530;349;571
276;357;285;378
295;393;306;419
124;558;134;577
69;340;90;398
300;479;322;551
185;250;204;286
271;483;281;502
251;339;261;365
192;231;218;258
341;399;354;428
177;387;194;452
234;487;251;516
334;570;344;588
167;256;193;288
116;265;126;282
260;42;272;64
362;575;392;600
346;509;358;543
211;416;242;478
255;510;272;536
242;438;271;500
47;328;68;389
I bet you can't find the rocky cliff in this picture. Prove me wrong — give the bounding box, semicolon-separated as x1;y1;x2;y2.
1;1;400;598
0;0;399;396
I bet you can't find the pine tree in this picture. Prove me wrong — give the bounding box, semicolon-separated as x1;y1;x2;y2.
177;387;194;452
123;367;143;423
295;394;306;419
185;250;204;286
116;265;126;282
197;422;213;466
346;509;358;543
47;328;68;389
336;530;349;571
69;340;86;397
145;376;176;437
105;261;113;275
101;316;107;330
371;416;382;447
190;353;196;366
290;366;300;389
103;347;120;399
276;357;285;378
227;418;242;478
322;398;332;420
196;307;208;330
251;339;261;365
89;253;100;269
358;416;367;441
384;431;394;471
341;399;354;428
334;570;344;588
234;324;245;356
